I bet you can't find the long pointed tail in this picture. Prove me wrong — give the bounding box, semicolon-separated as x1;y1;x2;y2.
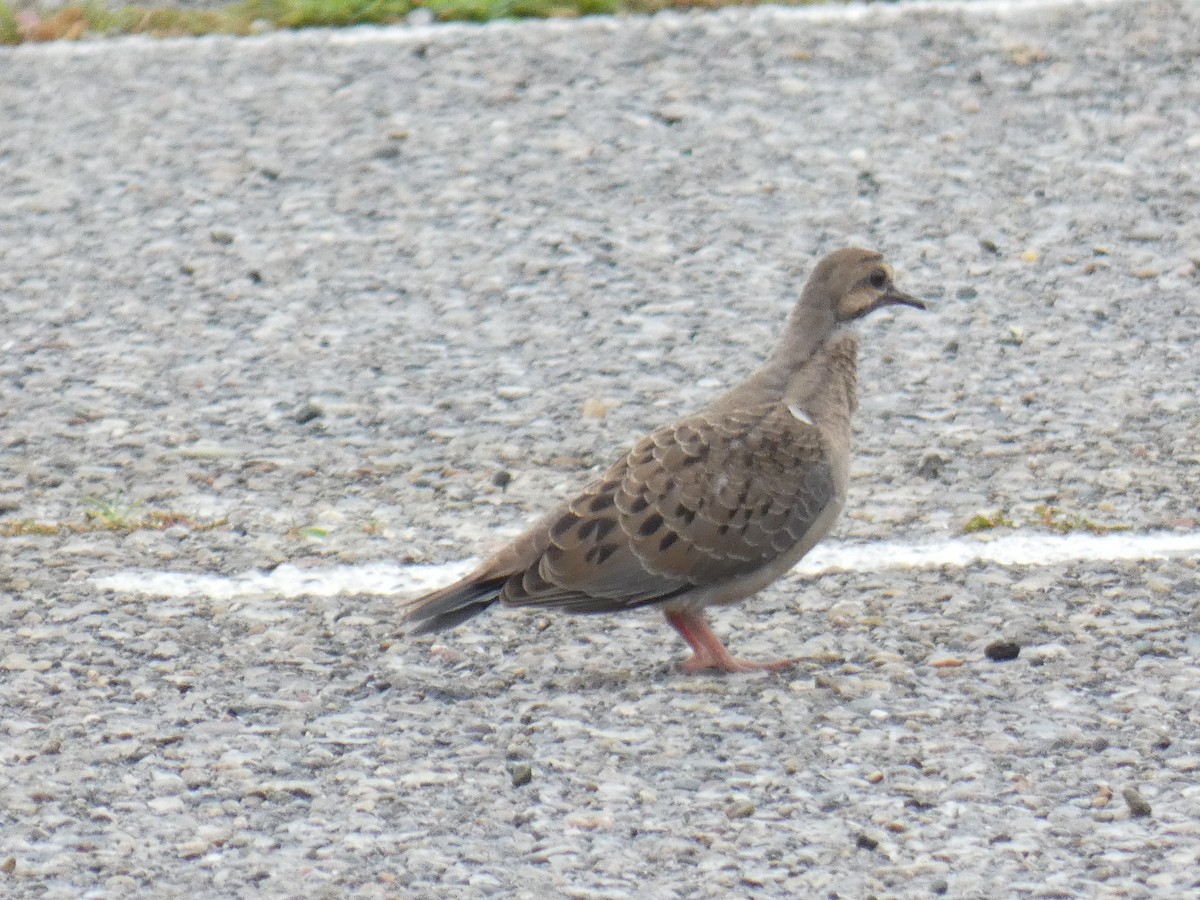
403;574;506;635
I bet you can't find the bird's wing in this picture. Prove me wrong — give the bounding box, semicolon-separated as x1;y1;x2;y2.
495;401;837;614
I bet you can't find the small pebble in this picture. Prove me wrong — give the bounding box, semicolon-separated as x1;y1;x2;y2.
1126;225;1164;242
915;450;951;479
178;840;208;860
292;403;324;425
581;397;610;418
985;641;1021;662
725;800;755;819
1122;787;1152;818
510;762;533;787
930;657;964;668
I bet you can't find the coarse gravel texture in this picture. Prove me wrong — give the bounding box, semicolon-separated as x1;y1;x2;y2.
2;0;1199;896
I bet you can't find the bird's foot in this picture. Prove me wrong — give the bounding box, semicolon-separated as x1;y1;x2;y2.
666;608;799;675
680;653;798;674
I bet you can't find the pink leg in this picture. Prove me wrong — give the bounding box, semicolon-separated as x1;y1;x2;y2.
664;609;796;673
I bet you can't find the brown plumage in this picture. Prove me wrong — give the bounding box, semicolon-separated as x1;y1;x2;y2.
404;247;924;672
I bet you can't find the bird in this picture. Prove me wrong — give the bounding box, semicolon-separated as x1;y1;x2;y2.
403;247;924;672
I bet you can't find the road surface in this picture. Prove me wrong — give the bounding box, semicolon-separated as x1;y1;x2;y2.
2;0;1199;895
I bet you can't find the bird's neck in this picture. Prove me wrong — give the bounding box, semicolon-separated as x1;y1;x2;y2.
726;324;860;417
787;329;860;423
766;297;837;371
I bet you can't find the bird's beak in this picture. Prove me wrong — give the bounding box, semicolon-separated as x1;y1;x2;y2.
880;287;926;310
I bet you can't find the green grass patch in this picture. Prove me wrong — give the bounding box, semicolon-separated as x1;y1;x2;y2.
1029;504;1131;535
0;0;815;43
964;505;1130;536
0;2;21;43
963;512;1016;534
0;498;227;536
240;0;411;28
84;495;148;530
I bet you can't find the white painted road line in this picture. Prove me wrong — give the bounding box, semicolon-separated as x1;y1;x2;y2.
90;530;1200;601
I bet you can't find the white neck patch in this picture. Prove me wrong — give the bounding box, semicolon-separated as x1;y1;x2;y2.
788;403;815;426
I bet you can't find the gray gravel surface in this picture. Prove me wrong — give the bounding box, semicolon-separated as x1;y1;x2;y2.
3;0;1200;896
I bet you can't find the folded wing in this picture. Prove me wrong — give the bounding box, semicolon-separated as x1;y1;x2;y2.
493;401;837;614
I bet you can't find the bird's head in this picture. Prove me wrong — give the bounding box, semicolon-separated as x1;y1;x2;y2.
807;247;925;322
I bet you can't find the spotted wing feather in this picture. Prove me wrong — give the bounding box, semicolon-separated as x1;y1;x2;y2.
493;401;836;614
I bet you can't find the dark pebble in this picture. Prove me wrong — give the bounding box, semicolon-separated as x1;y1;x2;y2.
1122;787;1152;818
985;641;1021;661
293;403;324;425
916;451;951;479
510;762;533;787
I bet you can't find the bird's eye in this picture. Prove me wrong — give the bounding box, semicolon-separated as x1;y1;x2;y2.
868;270;887;289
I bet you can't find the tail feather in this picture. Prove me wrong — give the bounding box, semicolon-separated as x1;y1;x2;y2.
404;574;506;635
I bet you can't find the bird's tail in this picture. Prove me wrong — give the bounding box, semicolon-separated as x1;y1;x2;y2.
403;573;507;635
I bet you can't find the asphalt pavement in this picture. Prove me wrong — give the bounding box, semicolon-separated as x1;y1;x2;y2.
2;1;1199;896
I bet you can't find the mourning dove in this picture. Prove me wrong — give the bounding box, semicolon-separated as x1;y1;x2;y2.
404;248;924;672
